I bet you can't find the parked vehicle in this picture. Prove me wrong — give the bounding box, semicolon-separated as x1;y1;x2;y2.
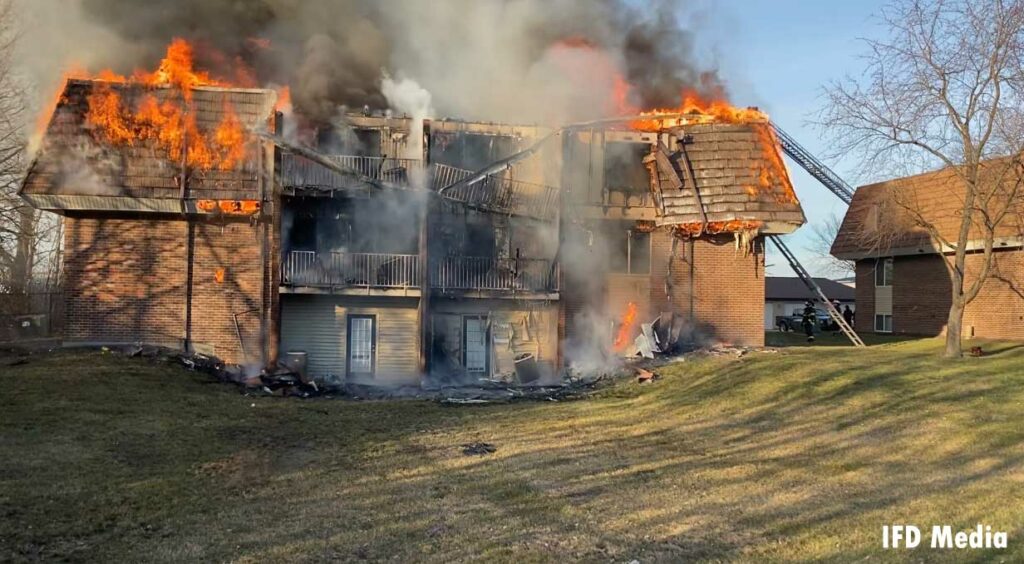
775;307;830;332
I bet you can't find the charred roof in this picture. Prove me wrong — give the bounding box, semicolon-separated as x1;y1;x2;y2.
21;79;277;213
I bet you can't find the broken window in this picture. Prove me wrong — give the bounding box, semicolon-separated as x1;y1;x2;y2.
608;224;651;275
287;207;318;252
463;218;499;257
318;126;382;156
430;132;519;171
603;142;650;192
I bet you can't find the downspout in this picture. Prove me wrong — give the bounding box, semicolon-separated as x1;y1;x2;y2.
689;238;695;322
180;96;192;353
257;134;269;366
417;121;431;378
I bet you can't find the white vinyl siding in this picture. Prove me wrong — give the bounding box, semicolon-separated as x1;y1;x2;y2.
280;294;419;385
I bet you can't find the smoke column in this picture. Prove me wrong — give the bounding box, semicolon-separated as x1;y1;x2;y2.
17;0;725;127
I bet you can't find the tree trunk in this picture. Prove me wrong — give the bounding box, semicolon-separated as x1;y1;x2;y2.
10;207;36;293
944;297;965;358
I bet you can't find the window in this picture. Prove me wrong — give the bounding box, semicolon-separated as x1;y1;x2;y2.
430;132;519;171
346;315;376;377
875;258;894;287
603;141;650;192
463;317;489;373
874;314;893;333
608;227;651;275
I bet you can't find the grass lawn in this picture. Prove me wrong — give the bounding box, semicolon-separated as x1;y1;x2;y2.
765;330;920;347
3;339;1024;562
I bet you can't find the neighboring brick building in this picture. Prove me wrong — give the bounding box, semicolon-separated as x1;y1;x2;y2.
832;166;1024;339
22;76;806;380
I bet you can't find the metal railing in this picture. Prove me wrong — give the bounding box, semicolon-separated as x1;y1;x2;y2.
330;155;424;185
430;256;558;292
280;154;423;189
282;251;421;289
433;163;560;220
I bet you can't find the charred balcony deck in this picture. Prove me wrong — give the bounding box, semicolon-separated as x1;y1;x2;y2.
280;251;558;297
280;154;424;193
430;256;559;297
280;251;422;296
279;153;559;221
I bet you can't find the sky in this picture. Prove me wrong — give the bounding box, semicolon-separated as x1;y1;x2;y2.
684;0;890;278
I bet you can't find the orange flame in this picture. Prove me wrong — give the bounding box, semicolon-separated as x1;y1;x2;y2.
275;85;292;113
613;302;639;352
78;38;249;171
675;220;764;237
616;85;798;210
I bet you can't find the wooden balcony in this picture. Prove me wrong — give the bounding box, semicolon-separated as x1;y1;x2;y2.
430;256;559;295
281;251;421;294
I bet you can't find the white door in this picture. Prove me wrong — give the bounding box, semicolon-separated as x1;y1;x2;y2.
347;315;376;377
464;317;489;374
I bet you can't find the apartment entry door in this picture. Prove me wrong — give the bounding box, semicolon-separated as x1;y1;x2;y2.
463;316;490;375
347;315;377;378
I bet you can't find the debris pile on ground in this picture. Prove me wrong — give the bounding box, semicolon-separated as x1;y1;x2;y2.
635;367;660;384
461;442;497;456
97;339;773;403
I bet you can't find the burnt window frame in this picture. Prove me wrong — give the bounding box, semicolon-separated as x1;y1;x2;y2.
602;141;651;193
609;228;652;275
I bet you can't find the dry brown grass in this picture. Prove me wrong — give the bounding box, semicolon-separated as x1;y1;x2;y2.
2;338;1023;562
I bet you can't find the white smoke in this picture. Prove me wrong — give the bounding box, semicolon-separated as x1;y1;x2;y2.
381;72;433;191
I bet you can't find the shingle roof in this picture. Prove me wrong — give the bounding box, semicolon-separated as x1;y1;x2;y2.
765;277;854;302
831;162;1024;259
21;79;276;204
646;122;805;233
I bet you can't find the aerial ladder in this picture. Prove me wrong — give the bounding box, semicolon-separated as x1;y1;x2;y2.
767;123;864;347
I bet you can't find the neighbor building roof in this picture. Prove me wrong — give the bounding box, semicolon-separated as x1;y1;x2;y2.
765;276;854;302
831;162;1024;260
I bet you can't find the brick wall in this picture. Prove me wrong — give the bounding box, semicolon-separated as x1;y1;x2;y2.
893;255;950;335
963;250;1024;339
63;215;272;364
648;229;766;346
855;250;1024;339
854;260;876;334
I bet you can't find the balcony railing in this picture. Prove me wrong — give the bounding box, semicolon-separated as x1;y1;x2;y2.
430;257;559;293
281;154;423;189
330;155;424;184
282;251;421;289
432;164;560;220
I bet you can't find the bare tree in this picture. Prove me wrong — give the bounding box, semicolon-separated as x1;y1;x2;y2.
821;0;1024;357
0;0;61;294
806;213;855;277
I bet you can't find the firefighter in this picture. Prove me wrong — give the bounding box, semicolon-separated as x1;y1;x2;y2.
801;300;817;343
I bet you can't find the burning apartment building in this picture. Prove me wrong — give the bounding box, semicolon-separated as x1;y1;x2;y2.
20;38;806;387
